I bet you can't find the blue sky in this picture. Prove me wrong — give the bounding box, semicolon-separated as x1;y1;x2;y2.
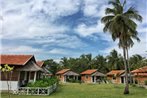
0;0;147;61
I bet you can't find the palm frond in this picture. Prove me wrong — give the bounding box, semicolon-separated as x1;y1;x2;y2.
122;16;137;31
105;8;116;15
108;0;123;14
103;21;112;32
101;15;114;23
124;7;143;22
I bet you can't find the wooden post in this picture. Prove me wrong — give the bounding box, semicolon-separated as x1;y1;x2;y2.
27;88;29;95
24;71;27;80
18;71;21;88
34;72;37;82
29;71;31;82
37;88;39;95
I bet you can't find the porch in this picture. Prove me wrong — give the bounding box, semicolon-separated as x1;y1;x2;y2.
91;72;106;83
63;71;79;82
16;61;44;87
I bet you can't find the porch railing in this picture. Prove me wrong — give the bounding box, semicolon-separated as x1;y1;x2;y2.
13;83;57;95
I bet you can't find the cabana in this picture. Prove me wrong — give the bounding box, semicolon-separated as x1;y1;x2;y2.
56;69;79;83
81;69;105;83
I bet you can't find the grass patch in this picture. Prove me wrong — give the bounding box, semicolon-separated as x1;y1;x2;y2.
1;83;147;98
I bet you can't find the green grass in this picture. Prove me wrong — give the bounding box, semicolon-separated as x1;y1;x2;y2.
1;83;147;98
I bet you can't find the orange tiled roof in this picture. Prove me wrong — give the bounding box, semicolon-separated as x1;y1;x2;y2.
107;70;125;76
80;69;97;75
36;61;44;67
134;73;147;76
56;69;70;75
0;54;33;65
131;66;147;73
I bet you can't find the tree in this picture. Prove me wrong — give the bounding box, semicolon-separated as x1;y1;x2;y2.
94;55;109;73
129;54;145;70
0;64;14;98
60;57;70;68
44;59;60;75
107;49;124;70
101;0;142;94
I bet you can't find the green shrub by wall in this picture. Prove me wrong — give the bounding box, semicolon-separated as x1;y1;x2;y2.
27;77;59;87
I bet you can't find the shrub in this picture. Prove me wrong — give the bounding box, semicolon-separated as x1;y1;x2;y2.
27;77;59;87
134;79;138;84
131;84;136;87
66;78;80;83
144;80;147;85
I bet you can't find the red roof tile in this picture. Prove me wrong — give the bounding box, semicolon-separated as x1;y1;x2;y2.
81;69;97;75
56;69;70;75
0;54;33;65
131;66;147;73
36;61;44;67
107;70;125;76
134;73;147;76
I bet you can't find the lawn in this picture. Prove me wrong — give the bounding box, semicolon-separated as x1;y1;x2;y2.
1;83;147;98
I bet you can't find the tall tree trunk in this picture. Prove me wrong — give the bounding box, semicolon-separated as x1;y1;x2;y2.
123;47;129;94
126;48;131;84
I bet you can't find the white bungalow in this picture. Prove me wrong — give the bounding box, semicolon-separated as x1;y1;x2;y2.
0;55;48;91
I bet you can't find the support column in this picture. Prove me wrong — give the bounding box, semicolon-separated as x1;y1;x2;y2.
24;71;27;80
76;76;78;80
34;71;37;82
64;76;66;83
94;76;96;83
18;71;21;88
74;76;76;80
29;71;31;82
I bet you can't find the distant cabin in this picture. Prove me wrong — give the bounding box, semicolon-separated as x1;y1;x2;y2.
107;70;125;84
131;66;147;84
81;69;105;83
0;55;50;91
56;69;79;83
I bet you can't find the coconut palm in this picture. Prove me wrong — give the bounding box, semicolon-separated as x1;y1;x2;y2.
107;49;124;70
101;0;142;94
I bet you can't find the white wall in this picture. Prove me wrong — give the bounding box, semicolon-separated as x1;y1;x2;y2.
0;81;19;91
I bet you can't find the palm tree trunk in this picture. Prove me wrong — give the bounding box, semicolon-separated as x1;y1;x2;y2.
123;47;129;94
126;48;131;84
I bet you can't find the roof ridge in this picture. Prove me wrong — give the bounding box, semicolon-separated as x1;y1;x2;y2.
0;54;33;56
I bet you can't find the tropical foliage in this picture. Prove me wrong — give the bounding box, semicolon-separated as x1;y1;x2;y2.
44;49;146;75
27;77;58;87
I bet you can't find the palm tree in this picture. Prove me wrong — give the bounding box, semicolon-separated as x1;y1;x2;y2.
101;0;142;94
94;55;109;73
107;49;124;70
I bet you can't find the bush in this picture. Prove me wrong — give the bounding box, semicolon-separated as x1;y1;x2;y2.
131;84;137;87
144;80;147;85
134;79;138;84
66;78;80;83
27;77;59;87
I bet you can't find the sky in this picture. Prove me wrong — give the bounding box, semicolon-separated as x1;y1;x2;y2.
0;0;147;61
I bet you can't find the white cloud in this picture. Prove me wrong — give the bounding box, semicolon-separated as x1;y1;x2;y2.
1;45;43;54
1;12;69;39
31;0;80;20
49;48;69;55
75;20;112;41
83;0;109;17
1;0;80;40
35;34;87;49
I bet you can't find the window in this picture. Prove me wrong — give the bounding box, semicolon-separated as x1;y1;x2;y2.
113;76;116;80
85;75;88;79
